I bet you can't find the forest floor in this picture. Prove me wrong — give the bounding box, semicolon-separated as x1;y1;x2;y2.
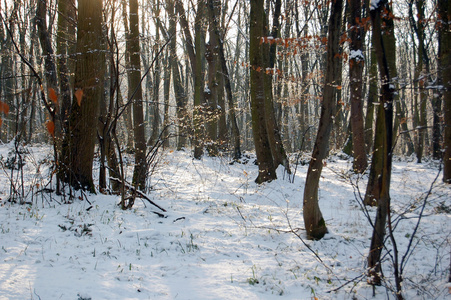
0;142;449;300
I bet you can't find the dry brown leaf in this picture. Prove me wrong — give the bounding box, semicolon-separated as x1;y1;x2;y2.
75;89;84;106
48;87;58;104
46;120;55;137
0;101;10;115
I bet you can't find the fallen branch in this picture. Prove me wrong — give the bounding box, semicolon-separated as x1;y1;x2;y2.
110;177;166;212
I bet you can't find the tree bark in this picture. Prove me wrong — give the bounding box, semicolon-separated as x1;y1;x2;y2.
349;0;368;173
56;0;75;126
364;0;397;206
249;0;276;184
438;0;451;183
366;0;395;289
128;0;147;190
59;0;105;192
170;0;189;150
193;2;206;159
303;0;343;240
207;0;241;159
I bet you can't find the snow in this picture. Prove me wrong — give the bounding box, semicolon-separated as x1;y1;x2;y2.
0;144;450;299
370;0;381;10
349;50;364;61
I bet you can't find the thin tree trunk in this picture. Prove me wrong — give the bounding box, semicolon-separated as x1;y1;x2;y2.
303;0;343;240
366;1;396;291
265;0;290;173
56;0;74;126
438;0;451;183
193;2;206;159
349;0;368;173
148;0;162;147
208;0;241;159
170;0;189;150
128;0;147;190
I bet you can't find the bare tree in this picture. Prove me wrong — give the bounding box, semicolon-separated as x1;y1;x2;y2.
438;0;451;183
348;0;368;173
366;0;395;289
249;0;277;183
59;0;105;192
303;0;343;240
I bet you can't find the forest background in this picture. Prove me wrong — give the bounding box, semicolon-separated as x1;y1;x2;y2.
0;0;450;299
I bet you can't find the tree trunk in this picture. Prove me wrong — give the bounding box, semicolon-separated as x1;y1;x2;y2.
249;0;276;184
193;2;206;159
162;49;171;148
120;0;135;152
170;0;189;150
147;0;162;147
366;0;395;289
207;0;241;159
364;47;377;154
438;0;451;183
364;0;397;206
128;0;147;190
265;0;291;173
205;30;220;156
349;0;368;173
59;0;105;192
303;0;343;240
56;0;75;126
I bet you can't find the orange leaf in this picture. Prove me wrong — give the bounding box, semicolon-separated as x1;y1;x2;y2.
48;87;58;104
75;89;83;106
0;117;2;127
336;85;342;90
0;101;9;115
46;120;55;137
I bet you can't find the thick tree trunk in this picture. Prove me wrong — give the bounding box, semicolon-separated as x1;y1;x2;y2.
249;0;276;184
59;0;105;192
303;0;343;240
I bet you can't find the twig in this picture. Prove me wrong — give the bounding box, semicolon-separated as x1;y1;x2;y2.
110;177;166;212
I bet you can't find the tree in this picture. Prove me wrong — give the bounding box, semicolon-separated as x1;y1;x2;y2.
364;0;397;206
56;0;76;126
303;0;343;240
249;0;277;184
438;0;451;183
348;0;368;173
409;0;428;164
207;0;241;159
59;0;105;192
170;0;189;150
365;0;395;288
264;0;291;173
192;1;206;159
127;0;147;190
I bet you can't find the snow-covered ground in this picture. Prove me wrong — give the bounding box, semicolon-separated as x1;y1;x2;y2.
0;143;449;299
